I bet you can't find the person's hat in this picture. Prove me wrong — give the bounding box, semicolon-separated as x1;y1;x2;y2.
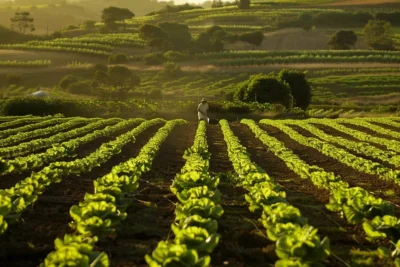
201;98;207;102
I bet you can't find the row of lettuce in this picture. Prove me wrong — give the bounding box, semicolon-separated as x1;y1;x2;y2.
0;116;399;266
246;118;400;265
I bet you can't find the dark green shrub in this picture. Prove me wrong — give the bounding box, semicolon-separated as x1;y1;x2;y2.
108;53;128;64
144;52;166;65
59;75;78;90
67;81;92;95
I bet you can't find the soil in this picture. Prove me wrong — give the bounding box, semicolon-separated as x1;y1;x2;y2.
258;123;400;212
231;123;379;266
341;122;400;142
369;121;400;133
0;120;126;190
289;124;396;170
103;123;196;267
310;123;389;151
0;122;162;267
0;119;398;267
207;125;276;267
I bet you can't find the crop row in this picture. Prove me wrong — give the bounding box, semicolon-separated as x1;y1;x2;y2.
263;120;400;184
147;120;223;266
284;120;400;167
337;118;400;139
0;118;100;158
0;119;164;236
0;44;110;57
0;117;85;148
0;115;59;130
3;118;132;175
0;60;51;68
309;119;400;153
243;119;400;264
209;55;400;66
220;120;330;266
41;119;185;266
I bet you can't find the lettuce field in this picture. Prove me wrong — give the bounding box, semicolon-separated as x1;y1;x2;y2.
0;116;399;266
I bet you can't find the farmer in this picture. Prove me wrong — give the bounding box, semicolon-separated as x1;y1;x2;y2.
198;98;209;122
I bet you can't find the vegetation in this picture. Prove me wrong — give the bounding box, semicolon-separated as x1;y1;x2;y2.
363;20;395;50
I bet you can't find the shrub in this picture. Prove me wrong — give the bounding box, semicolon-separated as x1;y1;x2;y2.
108;53;128;64
59;75;78;90
67;80;92;95
157;61;182;79
144;52;166;65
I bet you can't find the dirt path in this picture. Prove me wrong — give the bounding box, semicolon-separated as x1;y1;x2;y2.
105;123;196;267
259;123;400;211
207;124;276;266
0;123;162;267
231;123;375;266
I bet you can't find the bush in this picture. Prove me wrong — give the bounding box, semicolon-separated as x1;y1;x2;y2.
278;69;312;110
235;74;291;107
67;80;92;95
6;73;22;85
108;53;128;64
164;50;188;62
59;75;78;90
144;52;166;65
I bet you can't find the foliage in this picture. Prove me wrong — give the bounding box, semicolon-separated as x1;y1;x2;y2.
328;30;357;50
108;54;128;65
67;81;92;95
363;20;394;51
59;75;78;90
10;12;35;34
101;6;134;30
92;65;140;100
143;52;166;65
235;74;291;107
164;50;188;62
238;31;264;47
156;61;182;79
278;69;312;110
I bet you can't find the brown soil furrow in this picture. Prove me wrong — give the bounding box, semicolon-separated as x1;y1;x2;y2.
232;123;374;266
0;121;131;190
369;121;400;132
208;124;276;267
341;122;400;142
0;123;162;267
289;124;395;169
259;123;400;211
310;123;389;151
106;123;196;267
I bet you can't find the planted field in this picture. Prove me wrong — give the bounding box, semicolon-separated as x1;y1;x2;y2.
0;116;399;266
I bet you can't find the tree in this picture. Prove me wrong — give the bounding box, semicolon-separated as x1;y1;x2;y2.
212;0;223;8
101;6;134;30
239;31;264;47
278;69;312;110
234;74;291;106
239;0;250;9
328;30;357;50
10;12;35;34
139;24;168;50
363;20;394;50
159;22;192;51
82;20;96;30
92;65;140;99
297;12;314;32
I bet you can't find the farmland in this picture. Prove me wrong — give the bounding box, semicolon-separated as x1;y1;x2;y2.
0;116;400;266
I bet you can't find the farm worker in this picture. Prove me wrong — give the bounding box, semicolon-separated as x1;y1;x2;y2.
198;98;209;122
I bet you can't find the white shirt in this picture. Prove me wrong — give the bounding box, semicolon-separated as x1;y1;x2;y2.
198;102;209;120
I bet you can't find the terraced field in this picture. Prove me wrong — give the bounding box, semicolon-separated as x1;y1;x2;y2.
0;115;399;266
